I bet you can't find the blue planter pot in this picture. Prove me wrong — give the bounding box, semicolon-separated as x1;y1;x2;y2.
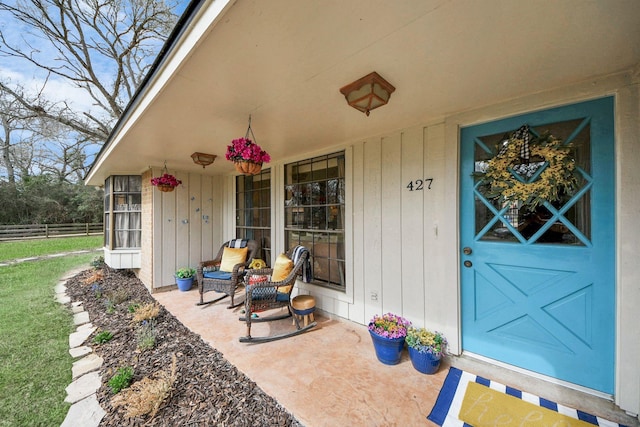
369;330;405;365
408;346;441;374
176;277;194;292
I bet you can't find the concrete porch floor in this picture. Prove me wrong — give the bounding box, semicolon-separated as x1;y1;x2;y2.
153;287;639;427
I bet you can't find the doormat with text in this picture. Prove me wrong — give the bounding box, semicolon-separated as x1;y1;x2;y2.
428;367;629;427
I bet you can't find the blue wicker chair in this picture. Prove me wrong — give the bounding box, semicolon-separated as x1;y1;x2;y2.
196;239;260;308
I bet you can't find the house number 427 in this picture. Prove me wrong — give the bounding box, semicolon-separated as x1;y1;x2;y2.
406;178;433;191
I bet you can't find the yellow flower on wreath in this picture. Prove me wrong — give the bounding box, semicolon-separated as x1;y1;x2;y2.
481;132;579;211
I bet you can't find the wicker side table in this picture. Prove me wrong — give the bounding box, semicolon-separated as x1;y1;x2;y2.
291;295;316;327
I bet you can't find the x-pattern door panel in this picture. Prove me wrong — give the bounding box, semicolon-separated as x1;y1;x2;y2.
460;97;615;393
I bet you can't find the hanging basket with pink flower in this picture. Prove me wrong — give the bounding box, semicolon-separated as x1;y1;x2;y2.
225;115;270;175
151;164;181;192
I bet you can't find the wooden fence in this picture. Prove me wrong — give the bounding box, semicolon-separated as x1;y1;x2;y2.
0;223;103;241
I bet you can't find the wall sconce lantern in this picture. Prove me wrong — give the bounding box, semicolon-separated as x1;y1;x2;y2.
339;71;395;116
191;152;217;168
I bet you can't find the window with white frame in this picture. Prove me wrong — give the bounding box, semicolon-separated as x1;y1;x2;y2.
235;169;271;264
104;176;142;249
285;152;346;291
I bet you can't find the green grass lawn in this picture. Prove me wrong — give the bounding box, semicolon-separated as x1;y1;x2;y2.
0;235;102;262
0;239;97;426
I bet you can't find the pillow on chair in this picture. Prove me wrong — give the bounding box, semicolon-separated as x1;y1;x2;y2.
248;274;269;285
220;247;249;272
272;253;295;293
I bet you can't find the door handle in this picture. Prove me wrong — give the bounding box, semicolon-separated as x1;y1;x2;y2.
463;247;472;255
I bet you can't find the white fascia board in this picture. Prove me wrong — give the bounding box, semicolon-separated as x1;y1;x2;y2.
86;0;235;184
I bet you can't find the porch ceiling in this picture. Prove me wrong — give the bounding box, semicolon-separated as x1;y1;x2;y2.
86;0;640;185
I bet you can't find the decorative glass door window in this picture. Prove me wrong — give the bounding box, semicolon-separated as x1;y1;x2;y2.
473;119;591;245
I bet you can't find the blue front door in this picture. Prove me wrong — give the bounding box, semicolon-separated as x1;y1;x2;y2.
460;97;615;393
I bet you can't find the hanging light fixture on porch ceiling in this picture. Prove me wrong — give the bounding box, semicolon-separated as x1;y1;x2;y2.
339;71;395;116
191;152;217;168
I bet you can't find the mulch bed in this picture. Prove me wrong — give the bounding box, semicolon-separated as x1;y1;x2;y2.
65;266;302;426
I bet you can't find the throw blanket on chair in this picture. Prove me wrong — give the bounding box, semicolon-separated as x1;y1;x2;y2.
291;245;313;283
228;239;248;248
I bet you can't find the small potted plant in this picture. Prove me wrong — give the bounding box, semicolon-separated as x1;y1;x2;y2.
175;267;196;291
225;137;271;175
368;313;411;365
406;326;447;374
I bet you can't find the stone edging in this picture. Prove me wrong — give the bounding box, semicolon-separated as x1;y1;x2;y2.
55;269;107;427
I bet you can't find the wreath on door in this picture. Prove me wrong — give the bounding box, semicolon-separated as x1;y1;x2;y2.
477;125;579;211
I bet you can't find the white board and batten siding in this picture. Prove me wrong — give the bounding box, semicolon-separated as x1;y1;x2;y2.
152;169;224;290
381;134;403;319
303;122;460;355
400;127;426;323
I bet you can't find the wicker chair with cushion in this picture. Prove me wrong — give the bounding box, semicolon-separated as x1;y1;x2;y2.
196;239;260;308
239;245;316;343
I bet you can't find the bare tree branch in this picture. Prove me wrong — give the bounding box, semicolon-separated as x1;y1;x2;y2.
0;0;179;143
0;80;108;141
